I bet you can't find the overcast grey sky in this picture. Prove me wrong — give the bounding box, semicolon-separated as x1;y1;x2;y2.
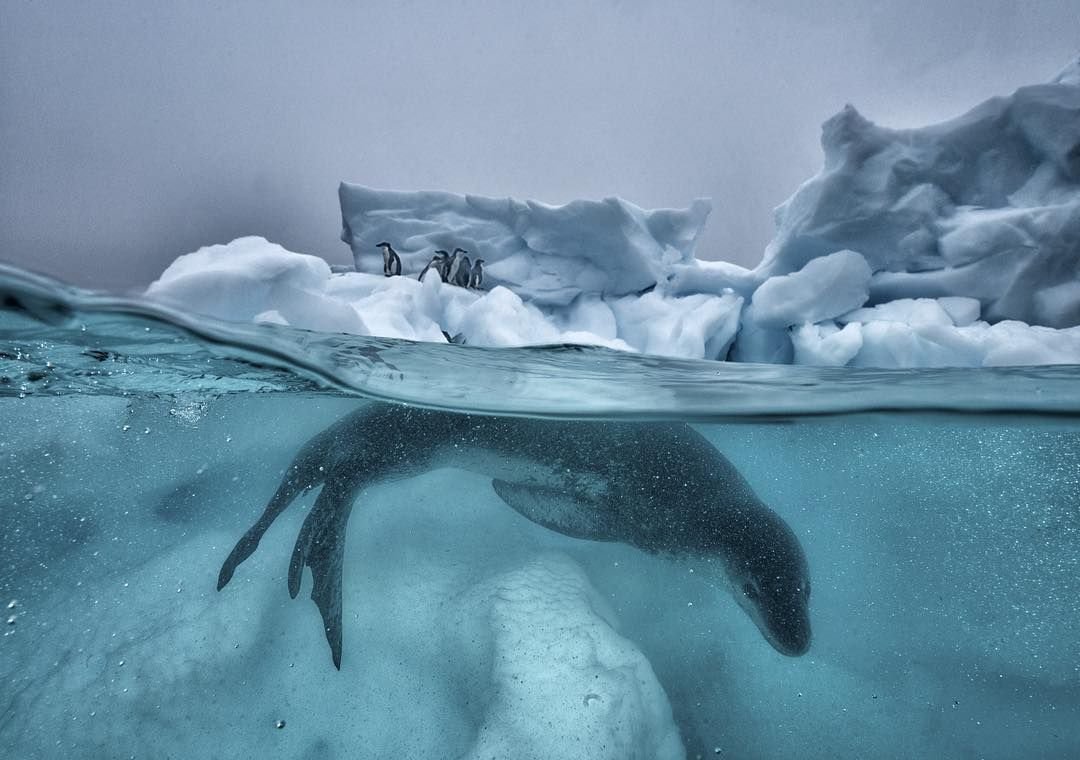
1;0;1076;290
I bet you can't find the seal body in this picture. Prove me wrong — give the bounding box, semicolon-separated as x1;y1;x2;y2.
218;405;812;667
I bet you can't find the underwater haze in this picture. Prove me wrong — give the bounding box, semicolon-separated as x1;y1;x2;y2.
1;267;1079;759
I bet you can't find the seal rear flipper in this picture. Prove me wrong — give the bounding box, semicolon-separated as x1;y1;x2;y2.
491;479;608;542
217;468;324;591
288;486;356;669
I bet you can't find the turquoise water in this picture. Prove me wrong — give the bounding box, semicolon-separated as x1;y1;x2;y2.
1;265;1079;759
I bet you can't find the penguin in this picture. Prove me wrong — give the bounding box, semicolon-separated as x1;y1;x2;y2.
376;242;401;277
419;250;450;282
468;258;485;289
446;249;467;287
434;250;452;281
454;255;472;288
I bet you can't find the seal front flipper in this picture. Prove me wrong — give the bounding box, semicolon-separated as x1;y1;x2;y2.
491;479;610;542
288;484;356;669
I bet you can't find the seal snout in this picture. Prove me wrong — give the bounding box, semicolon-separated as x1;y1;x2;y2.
773;625;811;657
766;606;812;657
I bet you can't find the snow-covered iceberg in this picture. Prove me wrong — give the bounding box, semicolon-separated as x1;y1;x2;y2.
731;55;1080;365
146;58;1080;368
756;57;1080;325
339;184;712;307
148;236;744;361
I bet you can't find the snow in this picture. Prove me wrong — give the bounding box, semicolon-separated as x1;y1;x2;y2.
749;249;872;328
144;60;1080;368
145;237;369;336
793;317;1080;368
840;298;957;327
791;322;863;366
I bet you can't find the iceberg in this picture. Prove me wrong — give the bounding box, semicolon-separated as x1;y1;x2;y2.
458;555;684;760
148;235;743;360
339;184;712;307
748;249;872;328
757;59;1080;327
145;59;1080;368
2;517;681;758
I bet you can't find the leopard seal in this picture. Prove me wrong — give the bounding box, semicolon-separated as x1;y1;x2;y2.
217;404;811;668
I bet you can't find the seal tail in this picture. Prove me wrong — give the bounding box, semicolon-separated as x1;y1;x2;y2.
287;482;355;669
216;464;325;591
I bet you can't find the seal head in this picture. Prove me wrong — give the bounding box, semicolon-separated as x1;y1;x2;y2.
722;510;812;656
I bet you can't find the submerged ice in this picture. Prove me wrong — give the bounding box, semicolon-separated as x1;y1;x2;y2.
144;61;1080;368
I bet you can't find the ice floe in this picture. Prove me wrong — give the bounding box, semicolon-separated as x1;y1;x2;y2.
146;61;1080;367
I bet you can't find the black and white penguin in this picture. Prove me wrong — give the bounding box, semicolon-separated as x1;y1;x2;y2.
419;250;450;282
435;250;452;281
376;242;402;277
446;248;468;287
468;258;484;289
444;250;458;282
454;255;472;287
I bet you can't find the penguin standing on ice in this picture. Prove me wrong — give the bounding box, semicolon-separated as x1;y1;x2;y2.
444;250;459;282
376;242;402;277
468;258;484;289
454;255;472;288
447;248;470;287
419;250;450;282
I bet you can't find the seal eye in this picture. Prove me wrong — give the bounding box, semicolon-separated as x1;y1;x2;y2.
742;582;759;601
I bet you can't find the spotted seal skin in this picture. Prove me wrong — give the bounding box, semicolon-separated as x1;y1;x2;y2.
217;404;811;668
